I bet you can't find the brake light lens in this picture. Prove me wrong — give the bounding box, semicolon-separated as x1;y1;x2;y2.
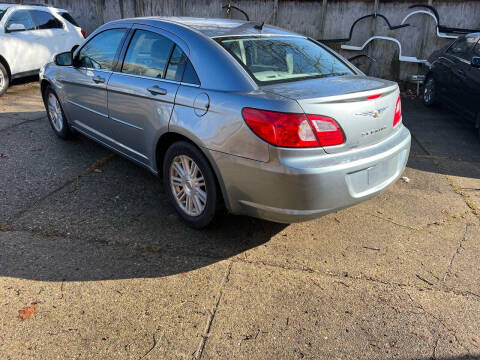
242;108;345;148
81;29;86;38
393;95;402;127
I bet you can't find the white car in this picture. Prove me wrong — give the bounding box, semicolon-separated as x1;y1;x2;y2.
0;4;85;95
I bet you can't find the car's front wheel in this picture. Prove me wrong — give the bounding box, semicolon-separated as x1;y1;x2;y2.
0;63;9;97
163;141;218;228
423;76;437;107
45;87;72;139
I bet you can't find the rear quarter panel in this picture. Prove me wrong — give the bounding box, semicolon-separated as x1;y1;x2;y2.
168;86;305;163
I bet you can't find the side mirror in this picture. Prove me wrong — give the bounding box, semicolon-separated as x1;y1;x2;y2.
6;23;26;32
54;51;73;66
471;56;480;68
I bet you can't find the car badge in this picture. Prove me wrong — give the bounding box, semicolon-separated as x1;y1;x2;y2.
356;106;388;118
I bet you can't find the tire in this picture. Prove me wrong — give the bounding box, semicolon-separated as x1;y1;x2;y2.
163;141;218;229
423;76;437;107
0;62;9;97
44;86;72;139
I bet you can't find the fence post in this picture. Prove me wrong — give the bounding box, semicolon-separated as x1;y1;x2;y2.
135;0;143;17
95;0;105;27
273;0;279;25
181;0;187;16
319;0;328;38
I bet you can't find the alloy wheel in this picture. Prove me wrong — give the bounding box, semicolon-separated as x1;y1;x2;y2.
169;155;207;216
47;93;64;132
424;78;435;104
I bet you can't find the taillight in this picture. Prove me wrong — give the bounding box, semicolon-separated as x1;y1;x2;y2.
393;95;402;127
307;114;345;147
81;29;86;38
242;108;345;148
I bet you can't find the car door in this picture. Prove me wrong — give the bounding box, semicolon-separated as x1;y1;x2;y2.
28;10;69;67
444;36;478;115
3;9;39;74
106;26;185;167
60;27;129;141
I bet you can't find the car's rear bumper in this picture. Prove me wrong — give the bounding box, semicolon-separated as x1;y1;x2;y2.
210;125;411;223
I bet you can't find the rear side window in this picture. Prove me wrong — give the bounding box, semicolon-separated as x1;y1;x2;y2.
473;39;480;57
59;12;79;27
0;9;7;22
122;30;174;78
30;10;63;30
78;28;127;70
447;36;477;60
5;10;35;31
165;45;200;85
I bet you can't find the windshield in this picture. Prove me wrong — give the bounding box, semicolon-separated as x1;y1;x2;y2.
218;36;353;84
0;9;7;21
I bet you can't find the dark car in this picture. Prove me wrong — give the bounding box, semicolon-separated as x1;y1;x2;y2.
424;33;480;134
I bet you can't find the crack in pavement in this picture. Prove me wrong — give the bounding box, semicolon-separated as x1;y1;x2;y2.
0;114;46;133
443;222;469;282
6;153;115;223
405;292;472;355
193;260;233;360
369;209;470;231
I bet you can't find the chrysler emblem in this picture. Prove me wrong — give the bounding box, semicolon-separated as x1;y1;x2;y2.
356;106;388;118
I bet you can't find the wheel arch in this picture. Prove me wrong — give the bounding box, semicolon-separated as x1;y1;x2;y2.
0;54;11;80
154;132;231;211
40;79;51;103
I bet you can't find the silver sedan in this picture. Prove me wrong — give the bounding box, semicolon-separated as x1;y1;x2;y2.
39;17;411;228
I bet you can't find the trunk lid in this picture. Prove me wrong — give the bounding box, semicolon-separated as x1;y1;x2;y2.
262;75;400;153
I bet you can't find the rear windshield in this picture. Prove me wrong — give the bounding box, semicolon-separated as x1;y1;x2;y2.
218;36;353;85
59;12;79;27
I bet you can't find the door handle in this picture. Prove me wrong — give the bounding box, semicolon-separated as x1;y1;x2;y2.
92;75;105;84
147;85;167;96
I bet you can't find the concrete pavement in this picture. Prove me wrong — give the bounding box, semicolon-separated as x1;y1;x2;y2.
1;81;479;360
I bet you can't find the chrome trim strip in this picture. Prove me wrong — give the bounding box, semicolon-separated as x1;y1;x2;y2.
73;120;148;159
110;116;143;130
110;71;201;88
67;100;108;118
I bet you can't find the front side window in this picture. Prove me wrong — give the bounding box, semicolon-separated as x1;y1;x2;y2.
122;30;174;78
447;36;477;60
218;36;352;84
30;10;63;30
5;10;35;31
78;28;127;70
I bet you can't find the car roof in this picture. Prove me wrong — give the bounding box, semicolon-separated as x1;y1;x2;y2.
114;17;300;38
0;3;67;12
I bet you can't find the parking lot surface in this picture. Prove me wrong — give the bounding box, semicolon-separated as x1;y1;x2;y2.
1;81;479;360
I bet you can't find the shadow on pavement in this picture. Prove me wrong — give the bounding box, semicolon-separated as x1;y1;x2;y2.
1;214;286;282
403;99;480;179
